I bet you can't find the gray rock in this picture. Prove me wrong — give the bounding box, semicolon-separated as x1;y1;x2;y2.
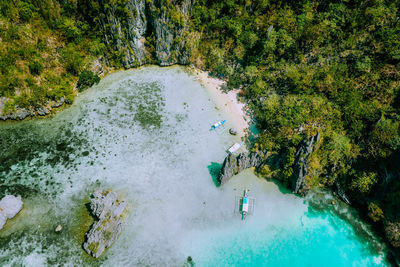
149;0;193;66
218;153;238;185
0;195;23;230
229;128;237;135
0;104;35;121
37;107;50;116
52;97;65;108
16;109;31;120
94;0;195;68
290;132;320;195
96;0;148;68
83;190;127;258
0;212;6;230
217;150;266;186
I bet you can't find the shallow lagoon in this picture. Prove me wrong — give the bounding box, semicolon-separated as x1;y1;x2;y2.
0;66;387;266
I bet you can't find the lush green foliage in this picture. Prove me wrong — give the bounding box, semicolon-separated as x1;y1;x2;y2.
191;0;400;227
0;0;399;248
77;70;100;91
0;0;102;110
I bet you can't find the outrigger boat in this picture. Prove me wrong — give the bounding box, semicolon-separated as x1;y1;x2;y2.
227;141;244;154
241;189;250;220
234;189;255;220
209;120;226;131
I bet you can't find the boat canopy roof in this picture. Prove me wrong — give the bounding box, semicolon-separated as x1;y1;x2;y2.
228;142;242;154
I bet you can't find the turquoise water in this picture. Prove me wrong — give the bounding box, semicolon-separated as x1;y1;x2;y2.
0;66;388;266
184;210;383;266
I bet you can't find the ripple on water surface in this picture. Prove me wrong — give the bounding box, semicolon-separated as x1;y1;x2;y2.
0;66;387;266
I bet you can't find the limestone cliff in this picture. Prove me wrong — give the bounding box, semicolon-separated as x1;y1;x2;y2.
94;0;194;68
218;151;266;186
148;0;193;65
290;132;320;195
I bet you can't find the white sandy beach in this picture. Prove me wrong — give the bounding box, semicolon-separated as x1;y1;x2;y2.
190;68;249;137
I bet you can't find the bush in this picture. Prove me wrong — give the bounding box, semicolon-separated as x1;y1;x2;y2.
368;202;384;222
19;2;34;22
77;70;100;91
29;60;43;75
350;171;377;195
62;46;84;76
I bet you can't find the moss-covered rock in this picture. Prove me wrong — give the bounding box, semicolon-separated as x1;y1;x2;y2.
83;190;127;258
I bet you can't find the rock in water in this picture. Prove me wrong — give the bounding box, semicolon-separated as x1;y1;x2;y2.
83;190;127;258
217;151;266;186
55;225;63;232
218;153;238;185
0;195;23;230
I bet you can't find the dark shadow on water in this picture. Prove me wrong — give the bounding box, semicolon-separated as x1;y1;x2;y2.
263;176;293;195
208;162;222;188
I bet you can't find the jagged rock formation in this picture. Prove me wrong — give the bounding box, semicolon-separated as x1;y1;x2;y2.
148;0;193;65
0;195;23;230
0;97;66;121
83;190;127;258
290;132;320;195
96;0;148;68
218;151;266;185
95;0;194;68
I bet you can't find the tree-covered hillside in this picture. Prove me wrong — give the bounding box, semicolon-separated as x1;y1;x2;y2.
190;0;400;253
0;0;103;114
0;0;399;258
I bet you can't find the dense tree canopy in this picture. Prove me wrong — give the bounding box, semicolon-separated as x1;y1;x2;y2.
0;0;399;252
190;0;400;240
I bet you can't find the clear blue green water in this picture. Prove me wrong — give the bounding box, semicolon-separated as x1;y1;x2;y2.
184;209;384;266
0;66;388;266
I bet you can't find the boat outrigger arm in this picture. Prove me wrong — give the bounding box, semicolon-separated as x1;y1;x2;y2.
210;120;226;131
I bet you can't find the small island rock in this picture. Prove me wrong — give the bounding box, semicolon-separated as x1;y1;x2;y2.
83;190;127;258
0;195;23;230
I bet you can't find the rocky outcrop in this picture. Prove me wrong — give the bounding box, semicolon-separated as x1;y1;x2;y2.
96;0;148;68
218;150;266;185
0;195;23;230
148;0;193;66
229;128;237;135
290;132;320;195
0;97;66;121
95;0;194;68
83;190;127;258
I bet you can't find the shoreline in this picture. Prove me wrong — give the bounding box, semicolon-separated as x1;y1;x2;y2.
188;67;250;138
0;64;251;132
0;64;113;123
0;65;393;265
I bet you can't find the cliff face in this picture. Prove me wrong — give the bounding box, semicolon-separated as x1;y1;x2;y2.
290;132;320;195
95;0;194;68
97;0;148;68
218;151;266;186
